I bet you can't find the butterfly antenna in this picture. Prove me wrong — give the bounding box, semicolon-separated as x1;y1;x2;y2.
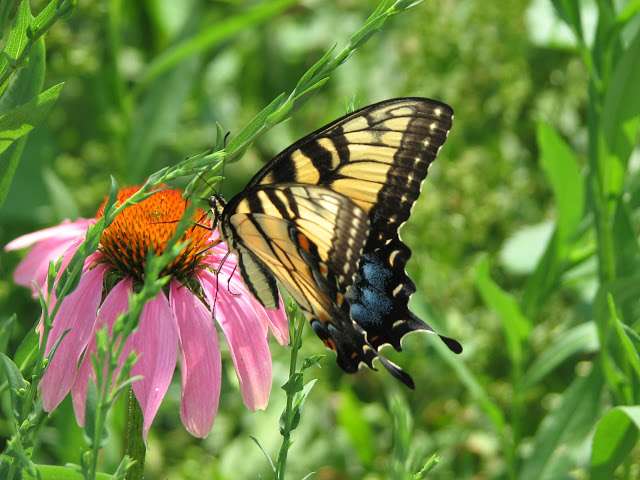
220;130;231;198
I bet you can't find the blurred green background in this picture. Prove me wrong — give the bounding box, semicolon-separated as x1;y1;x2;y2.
1;0;640;479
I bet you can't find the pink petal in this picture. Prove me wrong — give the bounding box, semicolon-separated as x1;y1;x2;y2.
13;237;79;291
263;299;289;346
170;281;221;438
199;270;272;411
215;264;269;338
202;247;288;345
40;264;107;412
71;279;132;426
5;218;91;251
130;292;178;438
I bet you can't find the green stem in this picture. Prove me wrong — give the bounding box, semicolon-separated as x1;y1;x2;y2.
274;313;305;480
123;389;146;480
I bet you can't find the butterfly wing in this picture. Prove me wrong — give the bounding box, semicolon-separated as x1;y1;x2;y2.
249;97;453;247
248;98;461;355
221;184;391;373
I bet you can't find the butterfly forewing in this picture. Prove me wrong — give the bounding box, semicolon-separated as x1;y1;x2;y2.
251;97;453;248
223;184;369;313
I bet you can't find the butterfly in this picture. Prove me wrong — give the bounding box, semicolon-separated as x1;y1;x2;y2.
208;97;462;388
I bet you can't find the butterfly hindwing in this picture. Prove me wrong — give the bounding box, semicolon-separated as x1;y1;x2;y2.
347;236;463;354
222;184;389;371
235;246;279;309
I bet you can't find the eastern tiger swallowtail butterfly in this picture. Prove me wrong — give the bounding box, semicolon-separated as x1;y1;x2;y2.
208;97;462;388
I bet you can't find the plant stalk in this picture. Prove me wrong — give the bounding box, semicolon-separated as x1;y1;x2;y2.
124;389;146;480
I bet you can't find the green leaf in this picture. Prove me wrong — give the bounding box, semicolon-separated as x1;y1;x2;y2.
523;322;599;388
43;166;79;220
475;256;531;366
550;0;582;39
617;0;640;25
281;372;303;395
137;0;298;91
0;82;63;154
413;454;439;479
499;220;554;275
0;37;45;207
290;379;316;431
521;231;562;320
537;123;584;245
598;26;640;201
608;294;640;382
14;325;39;373
301;354;324;371
601;22;640;172
414;300;506;435
125;56;200;180
0;314;16;353
389;393;413;466
83;379;109;448
612;201;640;281
519;365;604;480
337;389;375;466
0;1;13;40
591;406;640;479
0;351;28;411
0;0;32;82
23;465;114;480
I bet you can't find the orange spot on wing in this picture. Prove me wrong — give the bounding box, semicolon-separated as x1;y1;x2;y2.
297;233;310;253
324;338;337;351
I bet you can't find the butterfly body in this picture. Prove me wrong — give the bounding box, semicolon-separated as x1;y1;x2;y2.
210;98;462;388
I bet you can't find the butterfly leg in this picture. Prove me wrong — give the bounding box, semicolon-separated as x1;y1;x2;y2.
211;249;233;317
226;262;241;297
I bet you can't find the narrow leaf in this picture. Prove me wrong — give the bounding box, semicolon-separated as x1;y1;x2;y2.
0;0;32;79
137;0;298;91
523;322;599;388
591;406;640;479
0;82;63;155
537;123;584;245
602;25;640;170
475;256;531;366
337;389;375;466
0;38;45;207
519;366;604;480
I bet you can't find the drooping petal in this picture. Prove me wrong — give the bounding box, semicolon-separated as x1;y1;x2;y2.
170;281;221;438
130;292;179;438
215;264;269;338
71;279;132;426
263;299;289;346
199;270;272;411
13;237;79;290
5;218;91;251
40;265;107;412
203;247;289;345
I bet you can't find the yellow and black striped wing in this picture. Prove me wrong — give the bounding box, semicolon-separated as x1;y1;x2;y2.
222;184;392;372
222;184;369;318
217;98;462;388
248;97;453;249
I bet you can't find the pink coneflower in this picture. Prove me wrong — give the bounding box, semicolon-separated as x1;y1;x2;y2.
4;186;288;438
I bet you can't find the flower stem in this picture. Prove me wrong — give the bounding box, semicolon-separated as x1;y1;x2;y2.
123;389;146;480
274;312;306;480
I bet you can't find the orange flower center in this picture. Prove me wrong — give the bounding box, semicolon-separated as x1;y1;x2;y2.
96;186;213;282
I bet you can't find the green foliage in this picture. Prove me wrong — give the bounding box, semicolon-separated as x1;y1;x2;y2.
591;406;640;479
1;0;640;479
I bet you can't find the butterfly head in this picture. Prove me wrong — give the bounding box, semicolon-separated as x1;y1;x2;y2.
208;191;227;229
